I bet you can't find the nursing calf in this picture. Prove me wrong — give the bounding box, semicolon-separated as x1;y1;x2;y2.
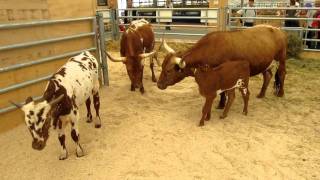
11;51;101;160
195;61;250;126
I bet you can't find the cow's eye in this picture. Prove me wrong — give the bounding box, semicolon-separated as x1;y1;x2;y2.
174;64;181;72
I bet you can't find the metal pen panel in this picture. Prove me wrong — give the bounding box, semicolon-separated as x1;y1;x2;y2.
0;32;95;51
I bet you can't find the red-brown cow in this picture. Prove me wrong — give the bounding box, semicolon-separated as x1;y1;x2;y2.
106;19;159;94
157;25;287;108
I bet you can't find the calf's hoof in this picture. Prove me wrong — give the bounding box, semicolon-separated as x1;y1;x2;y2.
76;146;85;158
95;124;101;128
219;115;227;119
59;152;68;160
86;116;93;123
242;111;248;116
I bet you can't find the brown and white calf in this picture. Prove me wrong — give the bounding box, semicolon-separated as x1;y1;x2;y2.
195;61;250;126
158;57;250;126
11;51;101;160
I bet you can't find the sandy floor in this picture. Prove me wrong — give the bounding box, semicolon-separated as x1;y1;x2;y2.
0;54;320;180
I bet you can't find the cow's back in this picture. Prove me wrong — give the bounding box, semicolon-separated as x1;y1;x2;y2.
50;51;99;106
185;26;286;76
120;23;155;56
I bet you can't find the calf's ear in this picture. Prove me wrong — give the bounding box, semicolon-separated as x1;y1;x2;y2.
49;94;64;106
25;97;33;104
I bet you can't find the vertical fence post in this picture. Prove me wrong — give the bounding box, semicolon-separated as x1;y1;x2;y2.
110;9;120;40
96;12;109;86
93;16;103;86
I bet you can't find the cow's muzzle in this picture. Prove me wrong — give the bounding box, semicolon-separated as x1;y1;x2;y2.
32;140;45;151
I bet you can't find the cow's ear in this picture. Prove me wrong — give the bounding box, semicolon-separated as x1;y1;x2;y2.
25;97;33;104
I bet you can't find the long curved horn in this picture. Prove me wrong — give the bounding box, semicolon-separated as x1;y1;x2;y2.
49;94;64;106
163;40;175;54
139;51;157;59
104;51;127;62
9;101;23;109
174;57;186;68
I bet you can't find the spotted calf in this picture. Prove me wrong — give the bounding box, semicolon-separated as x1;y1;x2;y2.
12;51;101;160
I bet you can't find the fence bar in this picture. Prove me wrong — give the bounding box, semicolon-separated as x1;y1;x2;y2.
0;74;52;94
154;32;206;36
0;17;95;30
106;8;219;11
0;96;43;114
151;24;217;28
0;48;96;73
97;12;109;86
119;16;218;20
0;32;95;52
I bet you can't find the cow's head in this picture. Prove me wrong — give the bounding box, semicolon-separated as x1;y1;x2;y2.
106;51;156;89
10;95;64;150
157;40;193;90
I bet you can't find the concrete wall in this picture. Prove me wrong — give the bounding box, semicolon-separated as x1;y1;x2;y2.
0;0;97;133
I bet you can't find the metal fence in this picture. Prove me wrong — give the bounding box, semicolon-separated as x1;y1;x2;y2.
227;6;320;51
0;16;109;115
98;7;219;41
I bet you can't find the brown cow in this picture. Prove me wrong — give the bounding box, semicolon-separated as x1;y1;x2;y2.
106;19;159;94
157;25;287;107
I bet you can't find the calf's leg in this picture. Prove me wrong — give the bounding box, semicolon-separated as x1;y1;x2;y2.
199;95;215;126
93;92;102;128
220;90;235;119
86;97;93;123
71;109;85;157
240;87;250;115
57;120;68;160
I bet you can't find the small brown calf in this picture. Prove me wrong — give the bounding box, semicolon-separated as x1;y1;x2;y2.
195;61;250;126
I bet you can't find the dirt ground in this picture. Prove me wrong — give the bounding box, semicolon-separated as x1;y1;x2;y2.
0;52;319;180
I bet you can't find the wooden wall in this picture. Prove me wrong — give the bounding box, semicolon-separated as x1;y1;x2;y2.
0;0;97;133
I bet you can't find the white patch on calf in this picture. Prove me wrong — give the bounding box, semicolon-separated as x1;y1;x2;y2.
216;79;245;95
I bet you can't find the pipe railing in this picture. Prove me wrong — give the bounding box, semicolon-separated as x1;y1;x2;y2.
0;16;104;115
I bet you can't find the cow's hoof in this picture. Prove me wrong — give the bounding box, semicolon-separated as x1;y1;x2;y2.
140;87;145;94
95;124;101;128
152;77;157;82
242;111;248;116
276;90;284;97
216;104;225;109
205;115;211;121
198;122;204;127
59;152;68;160
219;115;227;119
256;94;265;98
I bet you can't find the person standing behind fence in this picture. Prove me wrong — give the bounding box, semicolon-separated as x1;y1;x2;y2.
236;0;256;27
165;0;173;30
285;0;300;27
312;0;320;49
302;3;315;48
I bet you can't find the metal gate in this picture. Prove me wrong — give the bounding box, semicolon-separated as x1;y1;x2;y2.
0;15;109;118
